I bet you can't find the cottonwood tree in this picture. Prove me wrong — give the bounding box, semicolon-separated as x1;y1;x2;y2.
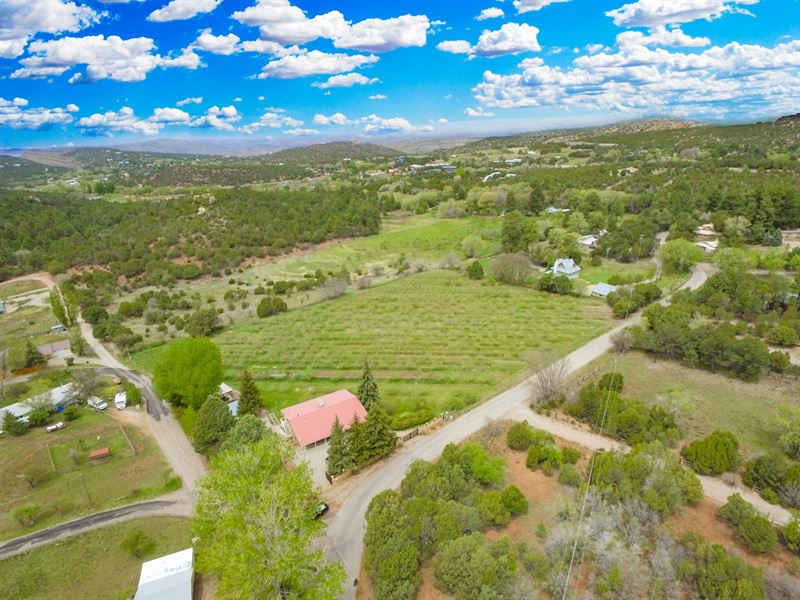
154;337;222;409
237;371;262;416
193;436;345;600
358;361;380;411
71;368;100;402
219;414;267;453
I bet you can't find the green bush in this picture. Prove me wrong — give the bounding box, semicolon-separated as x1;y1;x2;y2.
466;260;484;280
781;519;800;555
12;504;43;527
500;485;529;515
27;410;51;427
768;325;799;346
477;490;511;526
719;493;755;526
390;408;435;431
506;422;537;451
558;464;582;487
681;431;740;475
62;406;80;421
598;372;624;392
121;527;156;558
737;515;778;553
526;444;562;472
256;296;288;318
561;446;581;465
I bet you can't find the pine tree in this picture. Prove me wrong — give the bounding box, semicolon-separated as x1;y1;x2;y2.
24;340;46;368
237;371;262;416
193;394;235;453
326;417;354;476
3;410;27;435
357;361;380;412
363;407;396;458
347;414;369;466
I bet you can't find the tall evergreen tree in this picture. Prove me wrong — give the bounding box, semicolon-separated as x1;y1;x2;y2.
357;361;380;412
347;414;369;465
24;340;46;368
363;407;396;459
193;393;235;453
237;371;262;416
326;417;354;477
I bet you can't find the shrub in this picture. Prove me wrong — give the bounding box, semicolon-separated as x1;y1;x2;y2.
738;515;778;553
256;296;287;318
122;527;156;558
489;253;532;286
526;444;562;472
466;260;484;280
507;422;537;451
719;493;755;526
744;453;788;492
561;446;581;465
390;408;435;431
63;406;80;421
477;490;511;526
681;431;740;475
768;325;799;346
27;410;51;427
598;372;624;392
558;464;582;487
500;485;529;515
13;504;43;527
782;519;800;555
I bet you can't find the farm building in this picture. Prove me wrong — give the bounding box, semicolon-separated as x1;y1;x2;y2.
551;258;582;279
219;383;239;402
134;547;194;600
695;240;719;253
50;324;67;334
577;235;599;248
37;339;71;358
590;282;618;298
281;389;367;448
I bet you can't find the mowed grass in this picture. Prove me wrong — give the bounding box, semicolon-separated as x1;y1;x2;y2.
0;517;191;600
135;270;613;418
0;304;67;355
573;351;800;458
579;258;657;285
0;409;177;541
0;280;46;300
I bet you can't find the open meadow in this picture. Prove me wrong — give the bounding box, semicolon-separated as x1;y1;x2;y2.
571;350;800;458
0;409;178;541
0;280;46;300
0;517;191;600
134;270;613;423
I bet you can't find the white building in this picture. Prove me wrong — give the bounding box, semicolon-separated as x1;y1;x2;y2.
577;235;599;248
114;391;127;410
0;384;79;432
551;258;582;280
134;547;194;600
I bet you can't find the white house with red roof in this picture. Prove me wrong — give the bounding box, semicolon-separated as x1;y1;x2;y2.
280;389;367;448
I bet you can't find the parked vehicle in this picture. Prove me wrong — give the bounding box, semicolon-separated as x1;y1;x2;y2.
46;422;66;433
114;391;127;410
314;502;330;519
87;397;108;410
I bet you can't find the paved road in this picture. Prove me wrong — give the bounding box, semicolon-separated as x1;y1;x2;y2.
323;263;725;595
0;494;191;560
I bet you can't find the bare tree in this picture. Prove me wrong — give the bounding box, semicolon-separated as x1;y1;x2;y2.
610;329;633;353
531;359;569;406
71;368;100;402
320;278;348;299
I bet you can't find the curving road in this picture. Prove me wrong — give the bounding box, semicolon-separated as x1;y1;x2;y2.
320;263;771;598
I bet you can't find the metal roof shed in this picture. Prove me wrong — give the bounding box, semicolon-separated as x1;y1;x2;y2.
134;547;194;600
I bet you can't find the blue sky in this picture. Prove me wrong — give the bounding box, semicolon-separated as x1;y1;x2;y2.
1;0;798;147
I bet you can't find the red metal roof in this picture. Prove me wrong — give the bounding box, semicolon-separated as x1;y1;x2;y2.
281;389;366;447
89;447;110;459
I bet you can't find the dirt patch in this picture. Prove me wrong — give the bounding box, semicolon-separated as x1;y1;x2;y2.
417;565;452;600
668;498;796;570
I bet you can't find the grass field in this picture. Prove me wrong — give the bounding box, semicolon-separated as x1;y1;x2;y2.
0;280;46;300
579;259;657;285
134;270;613;420
0;409;177;541
0;517;191;600
572;351;800;458
0;304;68;363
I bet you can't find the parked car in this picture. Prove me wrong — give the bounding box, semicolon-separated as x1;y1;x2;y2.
314;502;330;519
87;397;108;410
46;422;66;433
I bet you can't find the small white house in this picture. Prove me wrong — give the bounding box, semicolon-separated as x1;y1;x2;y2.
591;282;617;298
577;235;599;248
695;240;719;253
695;223;720;238
546;207;570;215
114;391;127;410
552;258;582;280
134;547;194;600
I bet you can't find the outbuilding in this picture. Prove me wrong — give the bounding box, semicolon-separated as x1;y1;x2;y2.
134;547;194;600
551;258;582;280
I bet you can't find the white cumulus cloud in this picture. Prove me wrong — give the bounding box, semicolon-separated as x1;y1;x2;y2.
514;0;571;14
258;49;378;79
0;97;78;130
193;29;240;55
148;0;222;23
77;107;161;136
0;0;102;58
313;112;349;125
150;107;191;124
312;72;378;89
477;7;505;20
606;0;759;28
333;15;430;52
176;96;203;106
241;110;302;133
438;23;541;58
285;127;318;135
465;106;495;117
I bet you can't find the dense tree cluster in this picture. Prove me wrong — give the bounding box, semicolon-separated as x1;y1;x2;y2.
718;494;778;554
325;408;396;477
0;186;380;282
364;442;527;600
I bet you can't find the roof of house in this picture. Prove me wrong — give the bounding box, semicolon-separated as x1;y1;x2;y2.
135;547;194;600
552;258;582;275
89;447;110;459
227;400;239;417
592;282;617;297
219;383;234;395
577;235;598;246
37;339;71;356
281;389;366;447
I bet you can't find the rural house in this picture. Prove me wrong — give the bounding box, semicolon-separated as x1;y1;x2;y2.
281;389;367;448
551;258;582;279
134;547;194;600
